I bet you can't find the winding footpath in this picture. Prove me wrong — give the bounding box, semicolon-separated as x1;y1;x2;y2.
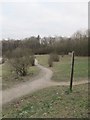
1;61;89;105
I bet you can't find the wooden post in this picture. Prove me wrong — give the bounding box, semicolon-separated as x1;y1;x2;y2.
70;51;75;91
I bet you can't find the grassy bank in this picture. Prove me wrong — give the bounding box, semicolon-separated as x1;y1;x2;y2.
2;62;40;90
36;55;88;82
2;84;88;118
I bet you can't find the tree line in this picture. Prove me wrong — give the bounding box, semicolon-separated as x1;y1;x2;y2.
2;30;89;57
1;29;89;77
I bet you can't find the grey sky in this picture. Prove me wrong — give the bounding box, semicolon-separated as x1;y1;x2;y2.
0;0;88;39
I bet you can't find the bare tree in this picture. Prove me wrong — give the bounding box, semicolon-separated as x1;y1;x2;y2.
8;48;35;76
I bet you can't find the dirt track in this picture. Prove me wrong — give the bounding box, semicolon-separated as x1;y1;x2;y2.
2;62;89;105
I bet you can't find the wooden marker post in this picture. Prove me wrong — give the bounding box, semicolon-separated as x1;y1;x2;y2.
70;51;75;92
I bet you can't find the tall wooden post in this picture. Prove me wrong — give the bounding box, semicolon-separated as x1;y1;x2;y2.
70;51;75;91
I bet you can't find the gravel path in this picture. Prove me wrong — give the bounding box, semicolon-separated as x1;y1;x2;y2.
1;61;89;105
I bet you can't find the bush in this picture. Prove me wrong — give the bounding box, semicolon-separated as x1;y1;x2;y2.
30;56;35;66
50;53;59;62
10;57;30;76
8;48;35;76
2;58;5;64
48;57;53;67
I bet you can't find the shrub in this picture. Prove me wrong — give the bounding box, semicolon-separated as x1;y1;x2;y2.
10;56;30;76
8;48;34;76
48;57;53;67
30;56;35;66
50;53;59;62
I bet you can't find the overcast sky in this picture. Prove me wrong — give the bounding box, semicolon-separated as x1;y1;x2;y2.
0;0;88;39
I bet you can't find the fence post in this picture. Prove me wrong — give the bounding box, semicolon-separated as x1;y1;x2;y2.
70;51;75;92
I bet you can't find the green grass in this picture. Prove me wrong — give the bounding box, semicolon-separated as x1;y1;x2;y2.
36;55;88;82
36;54;49;67
2;84;88;118
2;62;40;90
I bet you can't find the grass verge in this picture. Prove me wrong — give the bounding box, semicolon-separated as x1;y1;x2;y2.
36;55;88;82
2;84;88;118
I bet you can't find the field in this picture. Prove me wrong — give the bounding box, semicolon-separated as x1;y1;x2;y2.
2;62;40;90
2;55;89;118
2;83;88;118
36;55;88;82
